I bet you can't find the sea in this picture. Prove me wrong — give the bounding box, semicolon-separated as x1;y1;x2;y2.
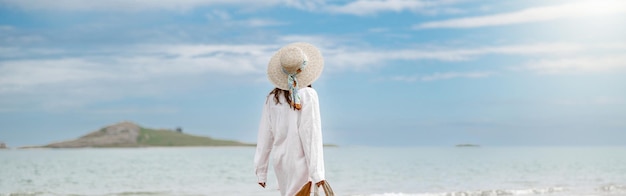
1;146;626;196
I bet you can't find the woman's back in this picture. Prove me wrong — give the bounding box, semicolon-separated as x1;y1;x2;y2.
255;87;325;196
255;42;327;196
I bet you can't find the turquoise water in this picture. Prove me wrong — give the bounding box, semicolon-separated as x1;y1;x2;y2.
1;147;626;196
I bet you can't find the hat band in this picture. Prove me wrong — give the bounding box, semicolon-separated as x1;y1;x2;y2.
281;49;308;110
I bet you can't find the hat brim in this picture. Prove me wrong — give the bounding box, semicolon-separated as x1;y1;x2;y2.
267;42;324;90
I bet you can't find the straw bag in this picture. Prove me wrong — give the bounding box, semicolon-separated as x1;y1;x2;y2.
295;181;335;196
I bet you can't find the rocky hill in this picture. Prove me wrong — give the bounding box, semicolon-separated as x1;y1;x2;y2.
0;142;7;149
41;121;252;148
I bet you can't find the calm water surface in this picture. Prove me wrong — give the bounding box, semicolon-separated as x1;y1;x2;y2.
1;147;626;196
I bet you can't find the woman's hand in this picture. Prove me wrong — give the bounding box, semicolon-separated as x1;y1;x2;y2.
315;180;325;187
258;182;266;188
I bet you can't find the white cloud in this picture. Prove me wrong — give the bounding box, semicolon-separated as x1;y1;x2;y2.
244;19;288;27
205;10;287;27
0;41;610;93
1;38;623;112
415;0;626;29
522;54;626;74
324;42;626;77
1;25;46;45
0;58;117;88
283;0;326;11
368;27;389;33
278;35;329;45
0;47;64;58
206;10;231;20
0;34;350;109
323;42;584;71
0;44;276;90
421;71;494;81
0;43;282;111
327;0;427;15
0;0;323;12
226;18;288;27
390;71;495;82
326;0;461;16
0;0;465;15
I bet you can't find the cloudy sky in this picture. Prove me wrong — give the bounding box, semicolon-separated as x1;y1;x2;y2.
1;0;625;147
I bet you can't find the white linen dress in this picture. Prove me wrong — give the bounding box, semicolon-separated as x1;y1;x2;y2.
254;87;326;196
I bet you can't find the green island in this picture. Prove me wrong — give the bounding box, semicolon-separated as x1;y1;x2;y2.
23;121;336;148
136;128;254;147
30;121;254;148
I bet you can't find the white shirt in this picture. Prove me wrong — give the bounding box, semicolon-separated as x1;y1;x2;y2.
254;87;326;196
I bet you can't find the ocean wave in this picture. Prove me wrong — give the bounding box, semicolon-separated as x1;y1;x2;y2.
356;186;566;196
0;191;57;196
1;191;171;196
105;191;171;196
597;184;626;193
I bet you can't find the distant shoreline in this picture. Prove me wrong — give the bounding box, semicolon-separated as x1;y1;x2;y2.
455;144;480;147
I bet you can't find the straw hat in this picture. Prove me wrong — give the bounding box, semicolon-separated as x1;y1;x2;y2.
267;42;324;90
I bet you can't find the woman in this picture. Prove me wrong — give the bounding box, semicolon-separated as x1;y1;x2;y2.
254;42;327;196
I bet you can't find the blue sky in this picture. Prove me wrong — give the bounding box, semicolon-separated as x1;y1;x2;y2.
1;0;625;147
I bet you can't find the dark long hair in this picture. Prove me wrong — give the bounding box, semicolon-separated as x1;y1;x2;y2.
268;85;312;110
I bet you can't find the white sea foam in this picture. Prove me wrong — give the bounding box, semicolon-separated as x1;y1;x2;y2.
358;187;567;196
597;184;626;193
